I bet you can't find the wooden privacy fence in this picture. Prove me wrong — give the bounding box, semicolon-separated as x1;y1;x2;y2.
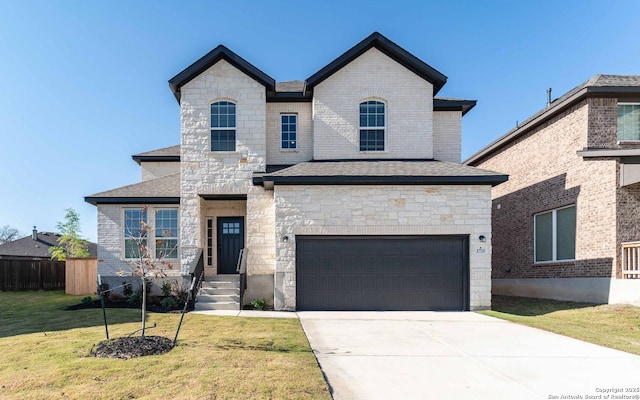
65;258;98;295
0;258;65;291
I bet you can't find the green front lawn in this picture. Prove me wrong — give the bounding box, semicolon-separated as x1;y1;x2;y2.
480;295;640;355
0;291;330;399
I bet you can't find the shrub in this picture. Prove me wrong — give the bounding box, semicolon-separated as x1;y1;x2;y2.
250;298;269;311
108;292;127;303
160;297;178;311
81;296;93;305
122;281;133;297
128;292;142;306
171;281;189;306
161;280;172;297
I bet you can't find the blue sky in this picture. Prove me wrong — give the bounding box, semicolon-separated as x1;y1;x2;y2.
0;0;638;242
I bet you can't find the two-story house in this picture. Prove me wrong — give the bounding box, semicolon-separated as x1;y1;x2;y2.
466;75;640;305
86;32;507;311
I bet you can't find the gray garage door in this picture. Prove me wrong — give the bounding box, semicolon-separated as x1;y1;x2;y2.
296;236;468;311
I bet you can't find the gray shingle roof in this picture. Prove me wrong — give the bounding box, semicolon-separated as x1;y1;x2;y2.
465;74;640;165
85;174;180;204
133;145;180;158
0;232;97;258
260;160;507;186
132;145;180;164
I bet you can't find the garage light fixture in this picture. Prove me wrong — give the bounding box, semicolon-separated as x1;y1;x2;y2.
283;235;289;243
479;235;486;242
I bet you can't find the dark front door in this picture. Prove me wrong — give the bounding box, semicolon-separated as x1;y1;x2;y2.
217;217;244;274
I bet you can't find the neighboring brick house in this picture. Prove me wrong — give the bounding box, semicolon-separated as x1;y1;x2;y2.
86;32;506;311
466;75;640;305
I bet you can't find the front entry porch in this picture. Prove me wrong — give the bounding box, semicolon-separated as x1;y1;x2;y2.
199;196;247;279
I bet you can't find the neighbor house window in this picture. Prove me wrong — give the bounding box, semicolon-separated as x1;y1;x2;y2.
124;209;147;259
534;205;576;263
211;101;236;151
281;114;297;149
618;103;640;141
359;100;385;151
155;208;178;259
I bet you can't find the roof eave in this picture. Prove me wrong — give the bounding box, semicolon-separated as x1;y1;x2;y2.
85;197;180;206
132;155;181;164
259;175;508;187
433;99;477;116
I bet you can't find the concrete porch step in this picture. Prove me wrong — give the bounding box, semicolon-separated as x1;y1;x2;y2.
194;301;240;311
198;294;240;303
200;287;239;296
196;274;241;311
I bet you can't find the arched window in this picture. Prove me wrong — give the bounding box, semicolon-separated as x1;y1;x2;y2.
210;101;236;151
359;100;385;151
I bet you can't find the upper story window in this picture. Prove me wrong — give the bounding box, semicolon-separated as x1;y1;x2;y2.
534;205;576;263
359;100;385;151
211;101;236;151
281;114;297;149
618;103;640;142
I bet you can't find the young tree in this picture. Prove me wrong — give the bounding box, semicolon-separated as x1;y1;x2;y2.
118;206;175;337
49;208;90;261
0;225;22;244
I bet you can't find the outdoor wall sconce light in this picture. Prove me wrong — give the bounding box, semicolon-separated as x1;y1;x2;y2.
283;236;289;243
479;235;487;242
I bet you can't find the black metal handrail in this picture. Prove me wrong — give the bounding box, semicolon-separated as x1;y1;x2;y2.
188;248;204;309
236;248;248;308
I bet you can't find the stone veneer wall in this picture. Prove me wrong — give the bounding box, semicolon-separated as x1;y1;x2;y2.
474;100;618;279
433;111;462;163
265;102;313;165
179;59;267;273
272;185;493;310
140;161;179;181
312;48;434;160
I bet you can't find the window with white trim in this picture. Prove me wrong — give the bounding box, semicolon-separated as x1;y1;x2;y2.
124;209;147;259
359;100;385;151
618;103;640;141
211;101;236;151
154;209;178;259
534;205;576;263
281;114;297;149
124;207;178;260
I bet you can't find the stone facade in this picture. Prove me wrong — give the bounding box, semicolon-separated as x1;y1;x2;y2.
313;48;434;160
179;59;266;273
273;185;493;310
91;34;489;310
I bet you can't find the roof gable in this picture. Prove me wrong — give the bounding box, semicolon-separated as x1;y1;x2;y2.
168;45;275;102
305;32;447;94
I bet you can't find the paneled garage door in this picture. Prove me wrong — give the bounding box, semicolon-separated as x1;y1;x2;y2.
296;236;468;311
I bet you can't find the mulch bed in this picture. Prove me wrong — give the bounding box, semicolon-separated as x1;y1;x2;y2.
91;336;174;359
66;299;185;313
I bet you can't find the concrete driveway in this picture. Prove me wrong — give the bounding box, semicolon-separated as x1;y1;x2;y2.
298;312;640;400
